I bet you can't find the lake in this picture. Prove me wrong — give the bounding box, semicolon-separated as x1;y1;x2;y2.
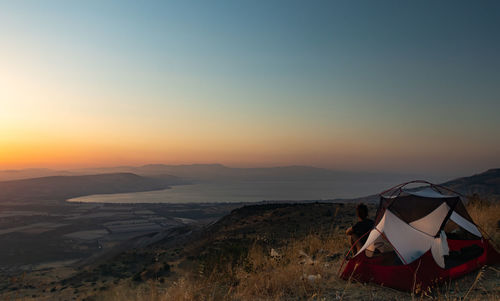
67;178;408;203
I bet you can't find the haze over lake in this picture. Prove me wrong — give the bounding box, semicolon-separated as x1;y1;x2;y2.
67;177;432;203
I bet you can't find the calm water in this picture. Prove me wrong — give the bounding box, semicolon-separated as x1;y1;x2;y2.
67;179;405;203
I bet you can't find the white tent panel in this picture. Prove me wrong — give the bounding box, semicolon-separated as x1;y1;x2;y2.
355;213;386;256
450;212;482;237
431;231;449;268
353;206;479;268
355;229;382;257
383;210;434;264
409;203;450;236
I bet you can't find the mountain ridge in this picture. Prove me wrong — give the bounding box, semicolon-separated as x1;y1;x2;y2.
0;164;431;182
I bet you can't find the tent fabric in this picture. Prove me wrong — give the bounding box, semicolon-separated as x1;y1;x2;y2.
382;210;434;264
409;202;450;236
382;194;462;224
342;239;500;292
358;209;452;267
407;187;456;198
452;201;475;223
430;231;449;268
342;184;500;292
450;212;481;237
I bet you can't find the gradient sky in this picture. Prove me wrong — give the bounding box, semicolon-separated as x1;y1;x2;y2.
0;1;499;176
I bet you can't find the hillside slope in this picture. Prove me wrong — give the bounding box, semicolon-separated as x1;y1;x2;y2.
0;173;173;203
442;168;500;200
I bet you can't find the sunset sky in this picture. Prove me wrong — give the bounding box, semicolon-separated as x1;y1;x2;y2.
1;1;499;176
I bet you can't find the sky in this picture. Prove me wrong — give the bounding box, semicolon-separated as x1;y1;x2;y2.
0;0;499;177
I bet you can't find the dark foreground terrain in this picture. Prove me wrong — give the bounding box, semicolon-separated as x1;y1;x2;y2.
0;202;361;300
0;201;243;273
1;201;498;300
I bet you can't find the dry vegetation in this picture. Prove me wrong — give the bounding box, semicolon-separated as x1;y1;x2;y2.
2;201;498;301
467;198;500;245
90;200;500;301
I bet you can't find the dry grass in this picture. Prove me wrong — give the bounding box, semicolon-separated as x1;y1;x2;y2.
232;232;348;300
467;201;500;246
95;201;499;301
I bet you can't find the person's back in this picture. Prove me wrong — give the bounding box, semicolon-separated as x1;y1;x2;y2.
346;203;374;252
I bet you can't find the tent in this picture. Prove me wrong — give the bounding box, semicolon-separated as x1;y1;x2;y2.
340;181;500;292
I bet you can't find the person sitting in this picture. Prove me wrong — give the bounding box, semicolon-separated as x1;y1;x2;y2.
346;203;374;253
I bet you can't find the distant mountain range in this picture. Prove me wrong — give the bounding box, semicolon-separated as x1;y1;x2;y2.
0;165;498;203
0;164;428;182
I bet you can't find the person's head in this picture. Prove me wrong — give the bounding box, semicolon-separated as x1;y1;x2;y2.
356;203;369;220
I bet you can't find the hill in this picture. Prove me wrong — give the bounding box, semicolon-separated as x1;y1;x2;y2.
442;168;500;200
343;168;500;203
0;173;175;203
